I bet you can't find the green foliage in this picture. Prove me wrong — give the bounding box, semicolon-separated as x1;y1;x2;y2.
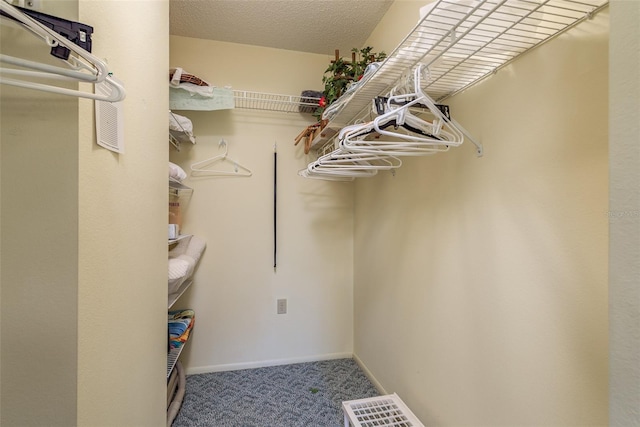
314;47;387;120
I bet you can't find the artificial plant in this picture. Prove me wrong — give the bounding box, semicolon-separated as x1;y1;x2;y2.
314;46;387;120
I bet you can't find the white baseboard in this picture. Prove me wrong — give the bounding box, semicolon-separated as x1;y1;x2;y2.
353;353;387;395
185;352;354;376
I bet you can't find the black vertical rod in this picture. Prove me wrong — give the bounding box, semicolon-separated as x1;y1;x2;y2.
274;144;277;270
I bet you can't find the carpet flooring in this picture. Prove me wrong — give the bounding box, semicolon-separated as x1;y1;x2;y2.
172;358;380;427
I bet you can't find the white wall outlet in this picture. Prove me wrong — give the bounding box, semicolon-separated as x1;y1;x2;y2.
277;299;287;315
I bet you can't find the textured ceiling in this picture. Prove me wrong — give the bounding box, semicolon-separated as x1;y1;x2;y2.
169;0;394;55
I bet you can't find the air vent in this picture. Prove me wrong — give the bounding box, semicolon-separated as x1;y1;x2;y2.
95;78;124;153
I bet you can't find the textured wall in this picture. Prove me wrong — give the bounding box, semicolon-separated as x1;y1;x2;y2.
75;1;169;425
355;3;609;425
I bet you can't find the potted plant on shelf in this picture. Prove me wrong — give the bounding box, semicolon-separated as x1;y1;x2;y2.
295;47;386;154
315;46;387;120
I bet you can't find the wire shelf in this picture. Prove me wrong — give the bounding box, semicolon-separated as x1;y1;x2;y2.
233;90;320;114
310;0;608;153
168;278;192;309
169;178;193;197
167;314;194;379
167;345;181;379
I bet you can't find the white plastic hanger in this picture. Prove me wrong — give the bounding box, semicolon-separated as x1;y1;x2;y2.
335;65;464;159
0;0;125;102
190;139;252;177
300;63;482;181
300;139;402;180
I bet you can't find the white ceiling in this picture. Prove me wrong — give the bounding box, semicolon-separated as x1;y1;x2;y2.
169;0;394;55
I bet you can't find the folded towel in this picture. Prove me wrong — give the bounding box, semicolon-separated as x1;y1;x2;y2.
182;235;206;264
169;258;190;280
168;236;206;297
168;258;190;294
169;309;195;320
168;309;195;349
168;321;189;336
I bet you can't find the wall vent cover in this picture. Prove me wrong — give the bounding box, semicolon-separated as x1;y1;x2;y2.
95;79;124;153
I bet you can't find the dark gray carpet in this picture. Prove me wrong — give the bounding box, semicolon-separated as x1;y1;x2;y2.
172;358;380;427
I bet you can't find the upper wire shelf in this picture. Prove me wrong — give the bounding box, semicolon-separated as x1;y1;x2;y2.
170;87;320;114
310;0;608;152
169;89;321;150
232;90;320;114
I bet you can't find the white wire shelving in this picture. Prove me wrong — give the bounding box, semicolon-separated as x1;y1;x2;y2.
168;278;193;309
309;0;609;154
167;314;193;379
170;88;321;115
169;178;193;197
169;89;321;150
233;90;321;114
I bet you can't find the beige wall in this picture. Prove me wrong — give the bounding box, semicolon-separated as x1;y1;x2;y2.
365;0;427;54
1;2;79;423
169;37;355;373
354;3;609;426
1;1;168;425
609;1;640;425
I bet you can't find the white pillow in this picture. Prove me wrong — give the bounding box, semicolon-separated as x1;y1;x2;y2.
169;162;187;182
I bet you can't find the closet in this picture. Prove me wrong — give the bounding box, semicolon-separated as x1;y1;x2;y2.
168;0;610;425
0;0;621;424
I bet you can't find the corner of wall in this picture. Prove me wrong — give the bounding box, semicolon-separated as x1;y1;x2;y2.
609;1;640;425
76;1;169;425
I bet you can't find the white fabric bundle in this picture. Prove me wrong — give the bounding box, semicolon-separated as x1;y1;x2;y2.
169;162;187;182
169;111;196;144
169;111;194;134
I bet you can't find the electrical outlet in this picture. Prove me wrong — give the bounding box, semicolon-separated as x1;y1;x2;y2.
277;298;287;315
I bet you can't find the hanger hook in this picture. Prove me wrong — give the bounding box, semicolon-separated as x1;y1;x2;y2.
44;36;59;48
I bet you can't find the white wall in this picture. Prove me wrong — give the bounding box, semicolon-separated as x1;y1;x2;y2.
169;37;355;373
1;1;169;425
354;2;609;426
609;1;640;425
